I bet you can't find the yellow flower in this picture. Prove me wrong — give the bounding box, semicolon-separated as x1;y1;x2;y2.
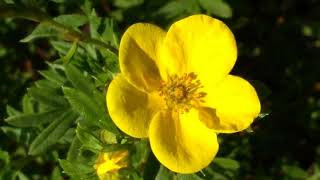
94;150;128;180
106;15;260;173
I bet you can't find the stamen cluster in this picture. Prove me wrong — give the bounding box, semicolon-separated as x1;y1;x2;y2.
159;73;206;113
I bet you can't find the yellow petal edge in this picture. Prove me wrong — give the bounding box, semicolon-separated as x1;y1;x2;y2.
106;74;162;138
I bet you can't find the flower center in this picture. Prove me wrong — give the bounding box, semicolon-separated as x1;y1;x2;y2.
159;73;206;113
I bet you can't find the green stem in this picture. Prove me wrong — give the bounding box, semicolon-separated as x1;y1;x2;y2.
0;5;118;55
63;40;78;64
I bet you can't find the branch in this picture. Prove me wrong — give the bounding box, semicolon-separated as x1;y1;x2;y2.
0;5;118;55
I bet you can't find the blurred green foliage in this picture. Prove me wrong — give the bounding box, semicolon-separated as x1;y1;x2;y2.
0;0;320;179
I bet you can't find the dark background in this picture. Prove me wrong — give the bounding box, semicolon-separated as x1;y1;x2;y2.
1;0;320;179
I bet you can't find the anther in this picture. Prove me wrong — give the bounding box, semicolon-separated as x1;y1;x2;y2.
158;73;206;113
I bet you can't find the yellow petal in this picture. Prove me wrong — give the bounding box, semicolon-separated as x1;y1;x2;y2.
202;75;261;133
97;161;120;175
149;109;218;173
119;23;166;92
106;74;163;138
111;150;129;164
159;14;237;86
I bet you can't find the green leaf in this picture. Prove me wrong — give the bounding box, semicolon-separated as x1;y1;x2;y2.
308;164;320;180
6;105;21;116
54;14;88;29
1;126;22;142
67;137;82;162
1;126;34;145
143;152;160;180
89;11;119;48
76;126;102;152
58;159;94;177
22;94;34;114
28;86;68;107
113;0;144;8
198;0;232;18
3;0;15;4
59;128;76;144
51;40;85;57
65;64;95;95
156;1;185;19
214;157;240;170
50;166;63;180
155;166;174;180
63;87;117;133
131;140;150;168
81;0;93;16
156;0;200;19
5;109;66;127
62;41;78;64
16;172;29;180
20;22;59;42
35;79;60;89
88;10;103;39
282;165;308;179
39;70;66;86
100;19;119;48
85;44;98;60
62;87;101;122
0;149;10;167
199;167;227;180
102;144;130;153
28;110;78;155
100;130;117;144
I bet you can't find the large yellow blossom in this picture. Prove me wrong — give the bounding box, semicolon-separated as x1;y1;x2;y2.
106;14;260;173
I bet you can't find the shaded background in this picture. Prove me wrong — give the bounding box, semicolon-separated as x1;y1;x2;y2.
1;0;320;179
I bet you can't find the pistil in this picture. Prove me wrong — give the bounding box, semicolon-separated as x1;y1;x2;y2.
159;73;206;113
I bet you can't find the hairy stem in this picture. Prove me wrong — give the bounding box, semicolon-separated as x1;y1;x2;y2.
0;5;118;55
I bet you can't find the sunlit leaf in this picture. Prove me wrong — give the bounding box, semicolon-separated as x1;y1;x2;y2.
6;105;21;116
282;165;308;179
28;110;78;155
0;149;9;167
88;10;119;48
54;14;88;29
155;166;174;180
62;41;78;64
76;126;102;152
22;94;34;114
59;159;95;177
156;1;187;19
5;108;66;127
65;64;95;95
63;87;118;133
67;137;82;161
50;166;63;180
39;70;66;86
28;86;68;107
156;0;201;20
100;129;117;144
131;140;150;169
20;22;59;42
50;40;86;57
62;87;101;123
